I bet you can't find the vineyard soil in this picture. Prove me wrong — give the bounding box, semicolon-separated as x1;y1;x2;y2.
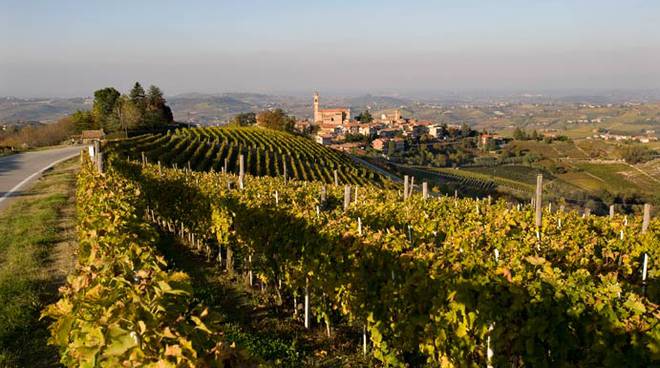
155;232;373;367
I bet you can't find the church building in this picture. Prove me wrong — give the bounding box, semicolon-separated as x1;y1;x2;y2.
313;92;350;125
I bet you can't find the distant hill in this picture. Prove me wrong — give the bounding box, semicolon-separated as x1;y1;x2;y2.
346;94;410;109
0;97;89;123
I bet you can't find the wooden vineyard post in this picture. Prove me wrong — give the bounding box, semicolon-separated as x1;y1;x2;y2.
97;151;104;173
320;185;327;204
334;170;339;186
93;140;103;173
238;154;245;189
409;176;415;198
403;175;409;200
282;158;287;183
226;246;234;275
354;186;358;203
158;161;162;175
187;161;192;172
141;151;146;166
344;185;351;212
642;203;651;233
642;203;651;294
535;174;543;228
610;205;615;219
248;254;253;286
223;158;228;174
454;189;458;199
422;182;428;200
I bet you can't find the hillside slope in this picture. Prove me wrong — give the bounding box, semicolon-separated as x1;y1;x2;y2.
109;126;384;185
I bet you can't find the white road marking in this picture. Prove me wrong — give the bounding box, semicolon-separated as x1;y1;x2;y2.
0;152;81;206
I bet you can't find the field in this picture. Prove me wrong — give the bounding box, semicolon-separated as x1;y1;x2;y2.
463;165;552;185
18;133;654;368
109;126;383;185
553;161;659;194
508;140;589;160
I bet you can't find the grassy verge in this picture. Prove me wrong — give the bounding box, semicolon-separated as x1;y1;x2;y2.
0;159;78;367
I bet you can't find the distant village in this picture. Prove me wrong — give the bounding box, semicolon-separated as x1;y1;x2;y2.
294;92;502;155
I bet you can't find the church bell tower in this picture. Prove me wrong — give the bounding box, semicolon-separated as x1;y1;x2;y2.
313;91;320;123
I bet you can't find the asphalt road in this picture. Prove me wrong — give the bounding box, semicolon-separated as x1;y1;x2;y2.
0;145;87;212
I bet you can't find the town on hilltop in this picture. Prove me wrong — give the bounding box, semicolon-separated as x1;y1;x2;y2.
294;91;501;154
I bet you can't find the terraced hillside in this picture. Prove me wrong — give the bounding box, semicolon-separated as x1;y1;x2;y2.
109;126;384;185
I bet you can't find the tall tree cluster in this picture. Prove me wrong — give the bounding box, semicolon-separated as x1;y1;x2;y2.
73;82;174;134
255;109;295;132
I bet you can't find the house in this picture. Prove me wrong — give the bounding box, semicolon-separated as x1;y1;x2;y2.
319;123;343;136
315;134;333;145
410;122;431;138
341;121;361;135
371;138;387;151
428;124;446;138
479;133;506;149
372;137;405;152
294;120;312;133
81;129;105;143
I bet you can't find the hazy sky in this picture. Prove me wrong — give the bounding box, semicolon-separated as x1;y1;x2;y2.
1;0;659;97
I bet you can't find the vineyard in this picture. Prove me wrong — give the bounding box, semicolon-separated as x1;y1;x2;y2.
108;126;384;185
44;148;659;367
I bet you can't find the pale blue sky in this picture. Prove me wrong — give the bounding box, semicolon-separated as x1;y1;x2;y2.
1;0;659;97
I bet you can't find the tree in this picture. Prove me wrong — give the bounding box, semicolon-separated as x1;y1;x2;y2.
356;110;373;123
92;87;121;132
256;109;295;132
129;82;146;109
144;85;173;128
513;127;526;140
71;110;96;132
121;98;143;130
230;112;257;126
387;140;396;156
461;123;472;137
146;85;165;108
621;145;653;164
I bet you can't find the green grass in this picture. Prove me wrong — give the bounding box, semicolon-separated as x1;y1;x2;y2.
463;165;552;185
0;160;77;367
429;166;534;192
